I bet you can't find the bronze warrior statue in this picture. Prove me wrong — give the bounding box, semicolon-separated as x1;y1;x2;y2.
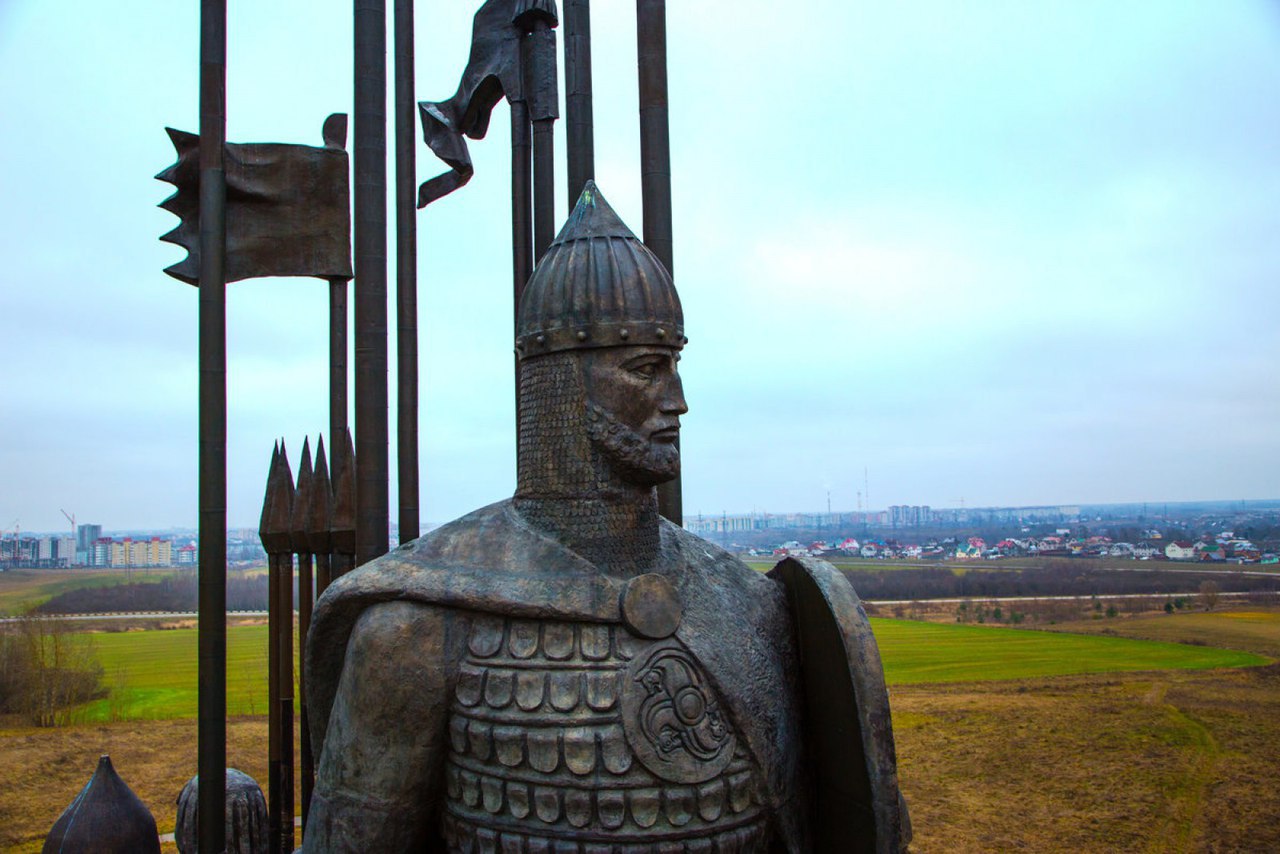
303;183;910;852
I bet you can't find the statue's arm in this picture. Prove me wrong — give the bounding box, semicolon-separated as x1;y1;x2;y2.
303;600;464;851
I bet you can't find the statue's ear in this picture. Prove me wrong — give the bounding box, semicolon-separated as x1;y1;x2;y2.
768;556;910;853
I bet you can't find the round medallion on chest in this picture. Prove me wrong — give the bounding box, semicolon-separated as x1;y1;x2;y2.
620;639;737;784
620;573;682;639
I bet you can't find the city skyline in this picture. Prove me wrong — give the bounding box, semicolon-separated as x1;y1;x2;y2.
3;1;1279;532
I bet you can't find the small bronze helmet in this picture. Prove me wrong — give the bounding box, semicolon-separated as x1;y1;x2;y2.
43;755;160;854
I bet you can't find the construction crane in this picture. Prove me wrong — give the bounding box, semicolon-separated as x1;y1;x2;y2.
61;508;76;538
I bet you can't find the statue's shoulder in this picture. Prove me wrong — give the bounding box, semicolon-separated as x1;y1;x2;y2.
662;519;782;589
318;500;621;624
660;519;790;625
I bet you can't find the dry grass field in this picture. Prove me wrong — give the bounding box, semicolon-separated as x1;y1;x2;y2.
2;607;1277;852
893;664;1280;852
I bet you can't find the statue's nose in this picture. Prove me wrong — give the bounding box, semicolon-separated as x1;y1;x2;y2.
661;371;689;415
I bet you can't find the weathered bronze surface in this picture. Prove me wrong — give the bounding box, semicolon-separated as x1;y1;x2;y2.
156;115;353;286
43;755;160;854
258;441;295;854
302;185;908;852
636;0;682;526
394;0;420;548
329;428;357;580
174;769;267;854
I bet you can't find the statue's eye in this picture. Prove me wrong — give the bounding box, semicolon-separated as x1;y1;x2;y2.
629;363;657;380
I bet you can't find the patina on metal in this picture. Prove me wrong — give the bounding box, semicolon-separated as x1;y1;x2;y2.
157;89;352;851
563;0;595;201
636;0;681;526
300;185;909;852
156;115;353;286
175;769;268;854
196;3;227;851
292;438;316;831
414;0;561;429
329;427;358;580
309;436;335;596
43;755;160;854
394;0;420;547
258;441;295;854
354;0;390;569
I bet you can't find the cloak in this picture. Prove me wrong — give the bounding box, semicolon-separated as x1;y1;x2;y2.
305;499;811;849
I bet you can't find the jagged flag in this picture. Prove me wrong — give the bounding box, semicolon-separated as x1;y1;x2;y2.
157;114;353;285
417;0;559;208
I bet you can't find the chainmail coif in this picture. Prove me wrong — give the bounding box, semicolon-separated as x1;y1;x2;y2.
513;352;662;576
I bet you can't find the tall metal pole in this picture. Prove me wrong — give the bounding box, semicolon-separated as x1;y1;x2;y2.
637;0;680;525
528;20;556;260
564;0;595;201
394;0;419;545
354;0;389;566
329;278;348;475
278;549;295;853
511;99;532;418
196;1;227;851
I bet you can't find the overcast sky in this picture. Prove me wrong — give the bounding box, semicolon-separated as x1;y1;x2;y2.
2;1;1278;534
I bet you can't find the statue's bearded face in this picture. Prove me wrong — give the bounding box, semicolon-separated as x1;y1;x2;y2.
582;346;688;487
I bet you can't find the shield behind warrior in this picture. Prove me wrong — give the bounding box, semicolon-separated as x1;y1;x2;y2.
768;556;911;853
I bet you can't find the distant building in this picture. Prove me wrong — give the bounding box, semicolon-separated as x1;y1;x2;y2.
1165;541;1196;561
76;524;103;564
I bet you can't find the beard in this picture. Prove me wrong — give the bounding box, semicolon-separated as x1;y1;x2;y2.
585;403;680;487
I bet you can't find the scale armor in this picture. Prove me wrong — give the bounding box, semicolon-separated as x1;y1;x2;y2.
442;615;771;852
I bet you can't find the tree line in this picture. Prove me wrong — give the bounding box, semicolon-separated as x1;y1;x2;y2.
33;574;274;614
842;565;1280;601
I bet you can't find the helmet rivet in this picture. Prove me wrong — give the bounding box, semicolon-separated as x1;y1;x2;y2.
576;330;588;342
656;328;666;339
536;334;546;345
619;328;629;340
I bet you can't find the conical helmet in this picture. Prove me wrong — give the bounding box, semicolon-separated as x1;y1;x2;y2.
516;181;684;358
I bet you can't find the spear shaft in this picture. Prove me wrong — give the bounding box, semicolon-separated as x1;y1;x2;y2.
298;548;313;822
354;0;390;567
277;551;295;852
510;99;532;421
636;0;680;525
329;279;347;467
394;0;419;546
266;551;280;853
196;1;228;851
564;0;595;201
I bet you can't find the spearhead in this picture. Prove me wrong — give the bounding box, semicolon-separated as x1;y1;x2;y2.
307;436;334;556
257;442;280;553
330;428;356;557
290;438;314;556
262;440;296;555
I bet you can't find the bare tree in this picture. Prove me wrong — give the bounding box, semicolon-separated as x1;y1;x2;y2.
0;617;105;726
1199;579;1220;611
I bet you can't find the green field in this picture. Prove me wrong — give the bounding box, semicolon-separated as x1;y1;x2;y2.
868;618;1269;684
74;625;290;722
59;617;1270;722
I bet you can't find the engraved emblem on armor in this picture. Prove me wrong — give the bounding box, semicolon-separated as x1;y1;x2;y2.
621;639;736;783
620;572;682;639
